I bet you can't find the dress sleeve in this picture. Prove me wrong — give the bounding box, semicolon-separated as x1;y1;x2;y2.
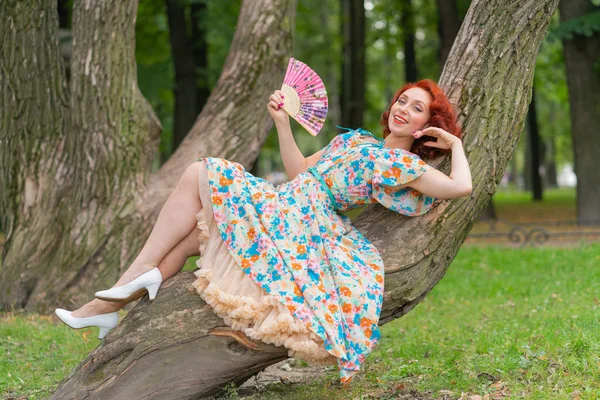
321;127;358;156
371;151;437;216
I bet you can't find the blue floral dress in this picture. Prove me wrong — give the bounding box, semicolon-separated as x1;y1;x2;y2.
194;126;437;384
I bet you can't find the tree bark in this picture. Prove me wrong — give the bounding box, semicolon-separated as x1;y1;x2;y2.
52;0;559;398
400;0;418;82
0;0;295;313
435;0;461;67
340;0;365;127
0;0;160;312
559;0;600;225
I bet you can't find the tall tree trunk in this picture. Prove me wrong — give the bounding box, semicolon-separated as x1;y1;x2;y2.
320;0;342;127
559;0;600;225
57;0;70;29
340;0;365;127
527;84;543;200
1;0;69;302
0;0;294;313
166;0;199;153
1;0;160;311
400;0;418;82
544;137;558;187
190;2;210;116
52;0;559;398
435;0;461;67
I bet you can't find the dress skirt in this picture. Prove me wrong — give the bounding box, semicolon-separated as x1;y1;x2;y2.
191;159;337;366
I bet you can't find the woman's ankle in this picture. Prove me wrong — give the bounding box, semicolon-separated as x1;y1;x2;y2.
72;299;121;318
115;263;157;287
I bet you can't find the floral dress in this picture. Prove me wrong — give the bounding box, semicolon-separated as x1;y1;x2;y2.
192;126;437;385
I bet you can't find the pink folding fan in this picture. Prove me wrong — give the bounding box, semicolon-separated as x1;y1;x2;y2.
279;58;329;136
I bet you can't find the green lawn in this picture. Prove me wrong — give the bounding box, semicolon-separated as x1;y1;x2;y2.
2;244;599;399
2;187;598;399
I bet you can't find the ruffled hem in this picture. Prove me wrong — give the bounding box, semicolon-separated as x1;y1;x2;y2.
192;166;337;366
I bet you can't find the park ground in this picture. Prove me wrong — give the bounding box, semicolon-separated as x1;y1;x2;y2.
1;187;599;399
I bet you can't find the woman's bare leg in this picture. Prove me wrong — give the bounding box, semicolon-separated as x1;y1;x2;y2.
112;161;206;287
72;223;203;317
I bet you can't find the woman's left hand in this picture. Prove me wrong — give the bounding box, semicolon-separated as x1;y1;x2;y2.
412;127;461;150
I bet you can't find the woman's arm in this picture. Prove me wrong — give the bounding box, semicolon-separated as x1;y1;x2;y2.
267;89;308;180
407;128;473;199
275;119;307;180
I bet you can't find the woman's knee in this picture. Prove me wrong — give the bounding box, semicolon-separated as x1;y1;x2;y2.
178;161;202;188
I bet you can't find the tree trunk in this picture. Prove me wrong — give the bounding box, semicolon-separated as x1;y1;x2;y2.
527;84;543;200
544;137;558;188
480;201;496;221
435;0;461;67
0;0;296;313
400;0;418;82
0;0;160;312
57;0;70;29
320;0;342;127
190;2;210;117
340;0;365;127
559;0;600;225
51;0;559;398
166;0;201;153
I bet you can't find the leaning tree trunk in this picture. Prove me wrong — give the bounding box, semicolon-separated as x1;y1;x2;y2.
51;0;559;398
0;0;296;313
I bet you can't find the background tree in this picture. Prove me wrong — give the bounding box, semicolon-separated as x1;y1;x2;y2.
49;0;560;397
558;0;600;225
165;0;211;157
524;84;544;201
0;0;294;313
435;0;461;67
400;0;418;82
340;0;366;128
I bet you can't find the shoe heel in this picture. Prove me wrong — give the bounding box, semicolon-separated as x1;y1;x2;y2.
98;326;113;340
146;282;161;300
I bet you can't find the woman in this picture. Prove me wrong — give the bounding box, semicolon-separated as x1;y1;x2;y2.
55;79;472;385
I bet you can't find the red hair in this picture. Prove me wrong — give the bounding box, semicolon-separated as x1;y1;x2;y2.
379;79;462;160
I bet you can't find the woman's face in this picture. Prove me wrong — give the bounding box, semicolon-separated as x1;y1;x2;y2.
387;87;432;137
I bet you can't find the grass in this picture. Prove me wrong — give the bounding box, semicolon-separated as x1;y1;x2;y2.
2;187;599;399
226;243;600;400
2;244;599;399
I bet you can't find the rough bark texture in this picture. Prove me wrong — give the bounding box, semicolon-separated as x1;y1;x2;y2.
51;0;558;398
559;0;600;225
359;0;559;324
51;273;290;399
0;0;160;312
0;0;295;313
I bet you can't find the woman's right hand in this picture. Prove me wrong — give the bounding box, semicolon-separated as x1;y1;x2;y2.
267;90;289;125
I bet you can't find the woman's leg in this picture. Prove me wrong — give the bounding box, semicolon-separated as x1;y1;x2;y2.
112;161;206;287
71;223;202;317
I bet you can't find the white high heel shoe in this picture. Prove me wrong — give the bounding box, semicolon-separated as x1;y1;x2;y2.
95;267;163;302
55;308;119;340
